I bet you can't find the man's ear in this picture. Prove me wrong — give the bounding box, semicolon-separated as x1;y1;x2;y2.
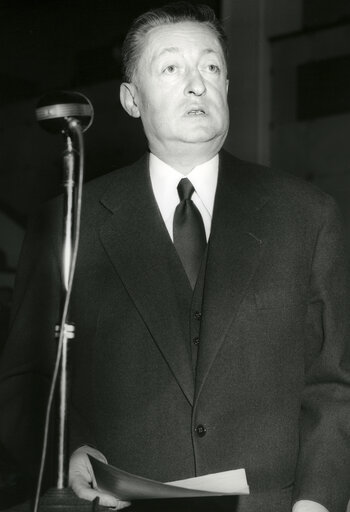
120;82;141;118
226;78;229;93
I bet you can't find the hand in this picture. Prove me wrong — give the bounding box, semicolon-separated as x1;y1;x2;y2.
69;445;131;509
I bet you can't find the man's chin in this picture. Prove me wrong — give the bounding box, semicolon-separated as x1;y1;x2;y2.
176;120;227;144
178;129;219;144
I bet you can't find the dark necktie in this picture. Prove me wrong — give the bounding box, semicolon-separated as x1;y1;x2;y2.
173;178;207;288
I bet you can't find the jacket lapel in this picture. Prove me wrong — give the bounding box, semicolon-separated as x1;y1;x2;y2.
194;151;271;402
98;155;194;405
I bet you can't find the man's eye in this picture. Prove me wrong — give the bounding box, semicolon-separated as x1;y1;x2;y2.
163;65;177;74
208;64;220;73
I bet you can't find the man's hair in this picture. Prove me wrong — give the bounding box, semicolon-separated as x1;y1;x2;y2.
121;1;227;83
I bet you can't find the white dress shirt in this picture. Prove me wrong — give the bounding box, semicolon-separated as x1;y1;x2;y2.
149;152;218;241
148;152;329;512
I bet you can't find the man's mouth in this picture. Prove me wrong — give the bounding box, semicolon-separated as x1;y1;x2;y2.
187;109;206;115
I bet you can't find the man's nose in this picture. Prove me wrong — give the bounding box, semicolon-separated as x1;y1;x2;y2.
185;70;206;96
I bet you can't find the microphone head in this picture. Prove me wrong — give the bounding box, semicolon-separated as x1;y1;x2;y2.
36;91;94;134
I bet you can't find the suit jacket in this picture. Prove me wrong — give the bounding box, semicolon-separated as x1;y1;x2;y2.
1;150;350;512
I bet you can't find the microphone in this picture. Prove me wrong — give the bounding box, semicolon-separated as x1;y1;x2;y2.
33;91;94;512
36;91;94;134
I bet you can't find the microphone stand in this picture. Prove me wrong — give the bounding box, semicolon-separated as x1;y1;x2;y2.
30;120;103;512
57;124;77;491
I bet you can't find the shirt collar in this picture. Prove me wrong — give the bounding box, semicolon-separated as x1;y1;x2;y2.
149;152;219;217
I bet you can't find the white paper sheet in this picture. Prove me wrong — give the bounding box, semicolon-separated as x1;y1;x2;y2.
167;469;249;494
90;456;250;500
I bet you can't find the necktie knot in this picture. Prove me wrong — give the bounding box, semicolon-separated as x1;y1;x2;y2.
177;178;195;201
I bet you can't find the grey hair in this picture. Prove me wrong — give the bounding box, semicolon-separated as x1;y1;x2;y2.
121;1;228;83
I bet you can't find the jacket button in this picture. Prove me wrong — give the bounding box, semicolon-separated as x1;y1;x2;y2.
194;311;202;321
192;336;200;345
195;424;207;437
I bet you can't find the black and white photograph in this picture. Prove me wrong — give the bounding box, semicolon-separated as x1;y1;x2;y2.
0;1;350;511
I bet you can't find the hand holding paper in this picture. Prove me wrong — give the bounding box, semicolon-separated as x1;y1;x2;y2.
69;446;131;509
89;456;250;501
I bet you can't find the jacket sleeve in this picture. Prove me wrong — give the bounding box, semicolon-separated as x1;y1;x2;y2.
293;195;350;511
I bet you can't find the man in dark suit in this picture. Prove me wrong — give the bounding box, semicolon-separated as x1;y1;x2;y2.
1;2;350;512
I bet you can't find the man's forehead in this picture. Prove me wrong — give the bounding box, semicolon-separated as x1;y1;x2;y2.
143;21;223;57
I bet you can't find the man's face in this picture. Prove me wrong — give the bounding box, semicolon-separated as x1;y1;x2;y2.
122;22;229;156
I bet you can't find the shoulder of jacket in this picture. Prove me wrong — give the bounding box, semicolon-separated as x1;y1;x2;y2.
220;149;334;210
